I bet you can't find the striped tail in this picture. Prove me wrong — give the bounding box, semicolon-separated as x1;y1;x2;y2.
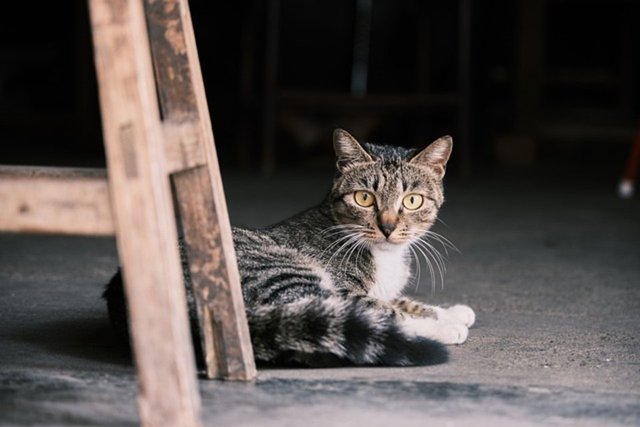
248;296;448;367
104;272;448;367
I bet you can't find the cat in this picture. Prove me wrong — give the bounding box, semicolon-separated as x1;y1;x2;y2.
104;129;475;367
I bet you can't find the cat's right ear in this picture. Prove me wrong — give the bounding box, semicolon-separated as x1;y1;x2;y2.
409;135;453;178
333;129;373;172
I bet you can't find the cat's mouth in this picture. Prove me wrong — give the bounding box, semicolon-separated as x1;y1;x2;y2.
373;225;409;246
370;233;408;246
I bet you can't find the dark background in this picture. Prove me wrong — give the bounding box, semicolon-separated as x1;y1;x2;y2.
1;0;638;184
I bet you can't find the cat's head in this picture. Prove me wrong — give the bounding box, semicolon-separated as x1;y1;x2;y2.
329;129;452;248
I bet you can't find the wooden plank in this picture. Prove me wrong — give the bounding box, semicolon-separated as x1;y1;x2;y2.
144;0;257;381
163;120;206;174
179;0;256;380
172;166;257;380
0;166;114;235
88;0;202;425
143;0;206;173
144;0;196;122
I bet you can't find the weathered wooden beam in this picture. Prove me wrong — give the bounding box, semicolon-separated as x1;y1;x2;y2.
88;0;202;425
0;166;114;235
172;166;256;380
144;0;256;381
162;120;207;174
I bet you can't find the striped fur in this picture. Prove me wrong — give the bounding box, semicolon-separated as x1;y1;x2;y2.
104;129;470;367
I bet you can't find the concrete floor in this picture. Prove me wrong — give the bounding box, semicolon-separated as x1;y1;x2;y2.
1;171;639;426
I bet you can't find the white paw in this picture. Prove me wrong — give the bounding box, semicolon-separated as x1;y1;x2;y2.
400;317;469;345
434;321;469;345
446;305;476;328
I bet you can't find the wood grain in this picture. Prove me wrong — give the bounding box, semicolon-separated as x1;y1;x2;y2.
162;120;206;173
173;166;256;380
0;166;114;235
178;0;257;381
146;0;256;381
88;0;202;425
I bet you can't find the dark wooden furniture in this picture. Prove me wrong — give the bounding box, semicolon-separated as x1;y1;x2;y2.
0;0;256;425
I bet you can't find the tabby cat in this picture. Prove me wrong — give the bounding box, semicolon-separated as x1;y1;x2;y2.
104;129;475;367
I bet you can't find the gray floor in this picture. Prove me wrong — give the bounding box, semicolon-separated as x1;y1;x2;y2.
1;171;639;426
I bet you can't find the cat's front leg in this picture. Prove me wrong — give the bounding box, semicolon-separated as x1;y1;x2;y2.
442;304;476;328
392;298;474;345
392;297;476;328
352;294;469;345
392;297;439;319
347;294;470;345
400;315;469;345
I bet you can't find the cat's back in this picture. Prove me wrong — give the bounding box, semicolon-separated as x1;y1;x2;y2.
232;206;370;296
232;206;332;252
231;210;337;306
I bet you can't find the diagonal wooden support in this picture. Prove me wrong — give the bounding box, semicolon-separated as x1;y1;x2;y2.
1;0;255;424
144;0;256;380
88;0;203;425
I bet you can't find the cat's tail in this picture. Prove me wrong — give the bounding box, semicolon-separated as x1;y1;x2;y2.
248;296;448;367
104;272;447;367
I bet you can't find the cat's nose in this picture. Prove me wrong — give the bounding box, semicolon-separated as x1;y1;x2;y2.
379;222;396;237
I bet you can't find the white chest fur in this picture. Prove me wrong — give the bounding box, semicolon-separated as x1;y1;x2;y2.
368;245;410;302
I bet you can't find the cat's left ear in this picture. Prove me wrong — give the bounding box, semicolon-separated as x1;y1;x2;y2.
333;129;374;172
409;135;453;178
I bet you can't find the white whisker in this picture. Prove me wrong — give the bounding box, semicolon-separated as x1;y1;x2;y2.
436;217;451;228
414;240;446;290
414;228;460;255
341;237;366;271
354;240;367;269
320;232;356;258
326;236;357;264
410;226;454;293
417;238;447;270
408;245;422;293
319;224;364;235
411;241;436;293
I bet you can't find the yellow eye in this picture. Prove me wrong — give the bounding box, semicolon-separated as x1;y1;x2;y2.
354;190;375;207
402;194;424;210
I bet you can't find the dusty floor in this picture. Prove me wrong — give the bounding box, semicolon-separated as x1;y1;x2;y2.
1;171;639;426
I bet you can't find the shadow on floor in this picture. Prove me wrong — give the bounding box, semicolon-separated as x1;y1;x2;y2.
7;315;132;368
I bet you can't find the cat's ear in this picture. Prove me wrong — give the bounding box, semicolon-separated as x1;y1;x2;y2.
409;135;453;178
333;129;373;172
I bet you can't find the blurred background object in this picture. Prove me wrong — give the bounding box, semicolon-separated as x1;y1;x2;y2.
618;121;640;198
1;0;639;185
